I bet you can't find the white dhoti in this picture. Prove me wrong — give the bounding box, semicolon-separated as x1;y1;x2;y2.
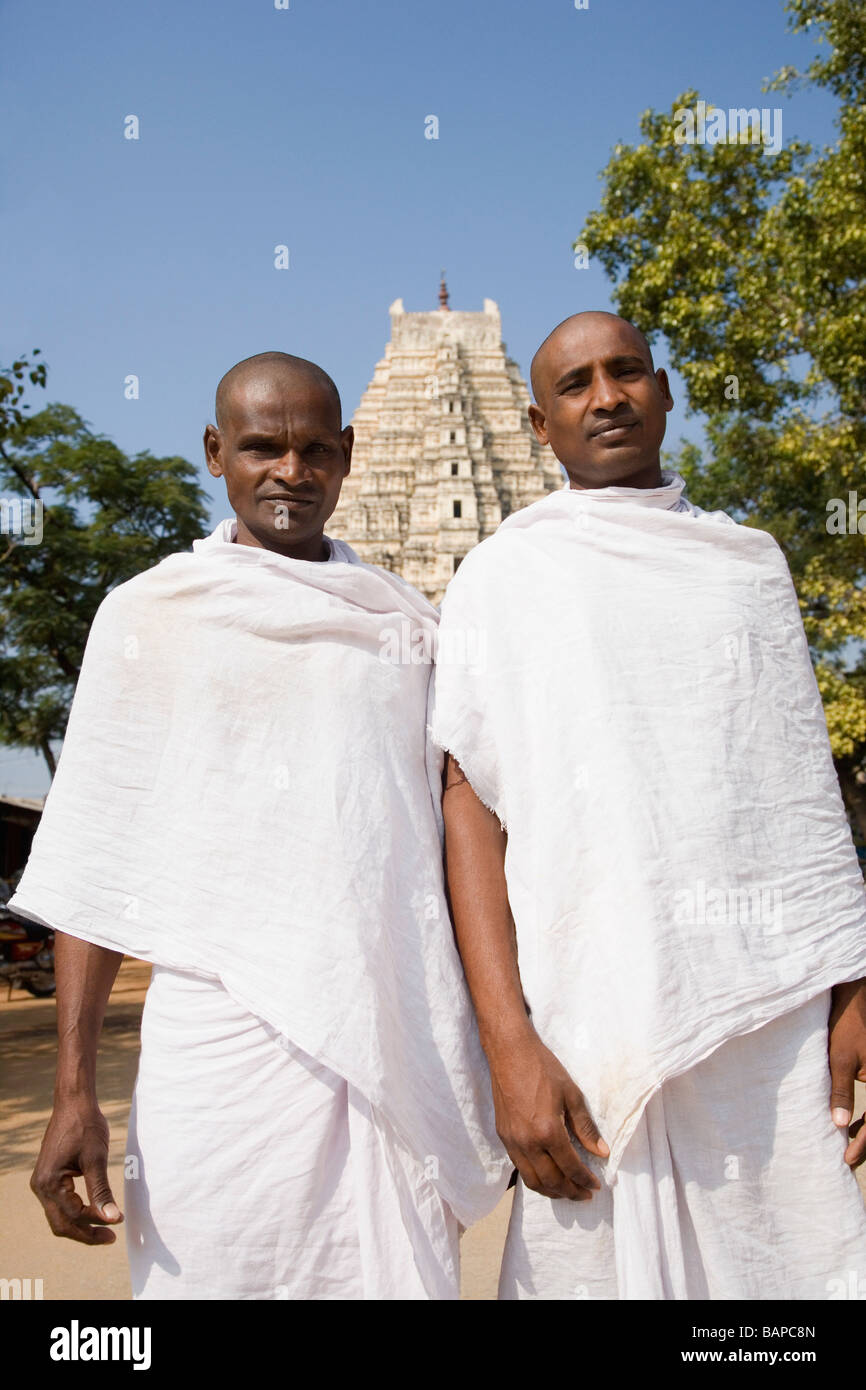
500;992;866;1301
126;966;460;1300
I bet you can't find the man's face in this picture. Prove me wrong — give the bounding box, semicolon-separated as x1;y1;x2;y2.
529;317;674;489
204;372;352;560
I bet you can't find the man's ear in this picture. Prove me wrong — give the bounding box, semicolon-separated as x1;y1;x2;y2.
528;403;549;445
204;424;224;478
341;425;354;477
656;368;674;413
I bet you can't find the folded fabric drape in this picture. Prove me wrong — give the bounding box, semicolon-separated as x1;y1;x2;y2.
431;473;866;1177
499;991;866;1299
12;520;510;1226
127;965;461;1299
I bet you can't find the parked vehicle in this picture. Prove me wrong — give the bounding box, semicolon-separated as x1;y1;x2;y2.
0;906;55;997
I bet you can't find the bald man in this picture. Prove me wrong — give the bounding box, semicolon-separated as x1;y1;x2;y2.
433;311;866;1300
15;351;508;1300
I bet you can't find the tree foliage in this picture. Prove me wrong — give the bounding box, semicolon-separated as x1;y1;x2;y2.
0;355;209;774
579;0;866;835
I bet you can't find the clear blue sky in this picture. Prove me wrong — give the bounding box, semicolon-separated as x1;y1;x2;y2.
0;0;841;794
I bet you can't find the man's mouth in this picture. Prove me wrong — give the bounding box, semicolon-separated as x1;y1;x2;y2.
261;494;318;508
594;422;636;444
592;414;639;436
590;418;638;442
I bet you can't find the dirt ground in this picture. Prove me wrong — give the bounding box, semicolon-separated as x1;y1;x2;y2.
1;957;862;1302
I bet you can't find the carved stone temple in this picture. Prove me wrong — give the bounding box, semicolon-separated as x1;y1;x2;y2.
329;278;564;603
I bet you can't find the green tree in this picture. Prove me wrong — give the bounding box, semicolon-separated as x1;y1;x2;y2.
0;354;209;775
579;0;866;837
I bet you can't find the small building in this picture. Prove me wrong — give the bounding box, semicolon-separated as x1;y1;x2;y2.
0;795;44;886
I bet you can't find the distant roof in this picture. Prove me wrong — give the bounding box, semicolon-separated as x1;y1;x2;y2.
0;795;45;812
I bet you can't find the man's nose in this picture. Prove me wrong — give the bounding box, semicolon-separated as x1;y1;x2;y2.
589;370;628;413
271;449;311;483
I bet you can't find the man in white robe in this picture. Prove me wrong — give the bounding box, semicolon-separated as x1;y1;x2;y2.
13;351;509;1300
433;311;866;1300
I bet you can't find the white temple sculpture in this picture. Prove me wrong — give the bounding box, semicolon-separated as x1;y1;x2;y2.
330;277;563;602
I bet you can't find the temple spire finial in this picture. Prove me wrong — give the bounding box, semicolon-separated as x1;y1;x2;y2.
438;270;450;310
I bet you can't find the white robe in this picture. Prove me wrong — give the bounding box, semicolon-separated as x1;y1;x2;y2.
431;471;866;1297
12;519;511;1296
127;966;461;1299
499;991;866;1300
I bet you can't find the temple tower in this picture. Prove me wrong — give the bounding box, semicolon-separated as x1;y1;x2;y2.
330;278;563;602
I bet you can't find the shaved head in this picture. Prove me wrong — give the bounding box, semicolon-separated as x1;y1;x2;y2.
527;310;673;490
205;350;352;561
215;352;342;433
530;311;654;406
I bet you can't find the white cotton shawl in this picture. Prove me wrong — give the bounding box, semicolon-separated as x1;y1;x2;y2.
11;520;510;1225
431;472;866;1178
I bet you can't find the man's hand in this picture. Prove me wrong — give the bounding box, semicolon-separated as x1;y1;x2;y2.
487;1027;609;1201
34;932;125;1242
828;976;866;1169
31;1097;123;1245
442;754;609;1200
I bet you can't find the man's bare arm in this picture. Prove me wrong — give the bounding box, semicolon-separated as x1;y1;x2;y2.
30;931;125;1244
443;754;608;1201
